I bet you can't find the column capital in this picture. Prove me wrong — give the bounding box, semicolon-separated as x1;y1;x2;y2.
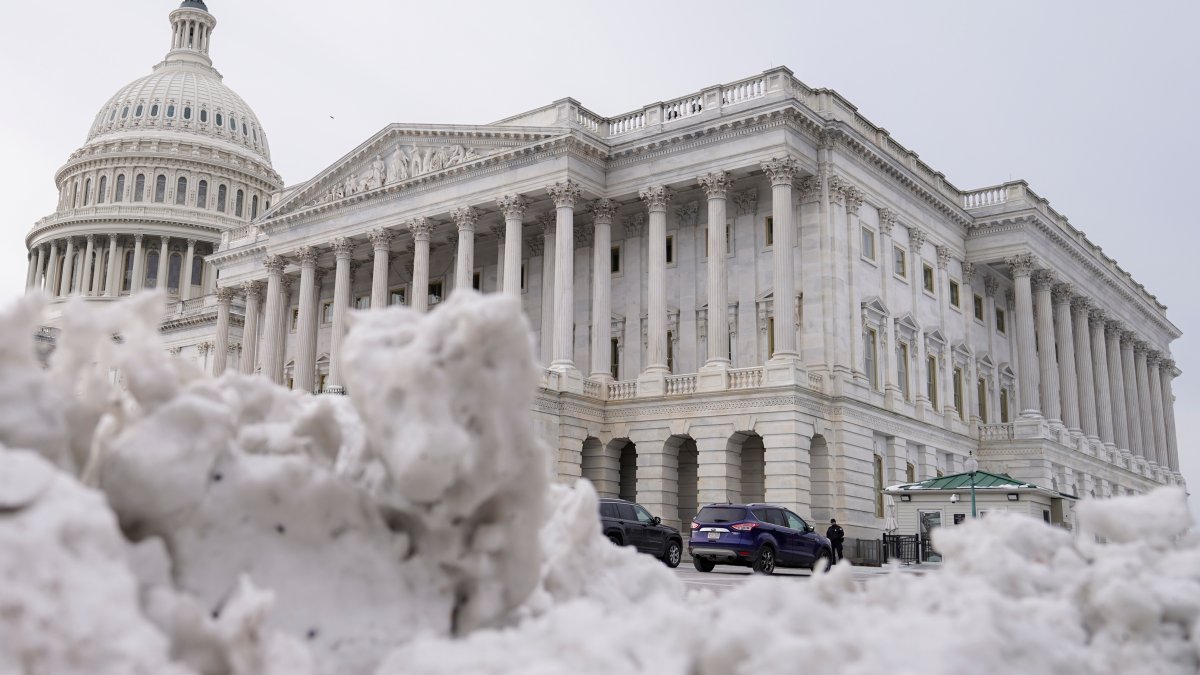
85;233;96;245
674;200;699;226
196;341;212;355
908;226;929;253
961;261;976;280
263;255;286;274
1146;351;1162;366
540;211;557;236
623;213;645;237
697;170;733;198
526;236;544;257
588;198;618;224
108;233;119;244
186;237;198;247
133;233;144;244
844;185;864;215
1134;340;1149;354
215;286;236;305
935;245;953;270
983;275;999;298
1120;330;1137;346
489;223;506;239
408;218;434;241
1031;268;1056;291
295;246;318;268
496;194;527;219
1051;282;1074;305
1159;358;1176;374
1088;307;1108;323
732;188;759;215
638;184;673;212
1005;288;1016;310
451;206;480;231
241;280;263;299
1105;318;1124;335
1005;253;1035;277
1070;295;1091;313
759;156;802;186
332;236;354;259
827;176;848;206
368;227;394;250
546;179;583;208
797;175;822;203
878;207;897;235
574;223;594;248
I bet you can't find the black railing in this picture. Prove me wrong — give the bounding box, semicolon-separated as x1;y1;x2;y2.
882;533;922;564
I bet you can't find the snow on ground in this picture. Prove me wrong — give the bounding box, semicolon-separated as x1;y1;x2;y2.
0;291;1197;675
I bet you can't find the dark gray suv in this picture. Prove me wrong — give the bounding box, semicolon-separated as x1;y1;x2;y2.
598;498;683;568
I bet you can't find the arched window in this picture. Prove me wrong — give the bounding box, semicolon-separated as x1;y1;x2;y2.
217;185;227;212
176;177;188;205
200;108;208;123
115;175;125;202
98;176;108;204
196;180;208;208
109;107;117;121
215;112;223;127
134;174;145;202
242;123;248;137
251;195;259;219
150;104;159;117
71;181;78;208
154;175;166;203
235;189;244;217
121;106;129;119
145;251;159;288
183;106;192;120
190;255;203;286
166;104;175;118
230;117;237;132
122;250;134;291
167;253;182;292
134;104;144;117
83;178;92;206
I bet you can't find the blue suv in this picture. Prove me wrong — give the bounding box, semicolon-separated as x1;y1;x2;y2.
689;503;832;574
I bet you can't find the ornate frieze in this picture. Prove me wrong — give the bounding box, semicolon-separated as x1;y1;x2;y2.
314;143;485;206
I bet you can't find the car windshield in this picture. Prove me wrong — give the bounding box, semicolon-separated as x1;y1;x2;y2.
696;506;747;523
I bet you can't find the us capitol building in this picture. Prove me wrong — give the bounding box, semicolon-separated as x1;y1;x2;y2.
24;1;1185;535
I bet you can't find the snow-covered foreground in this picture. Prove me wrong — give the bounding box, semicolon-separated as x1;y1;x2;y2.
1;292;1197;675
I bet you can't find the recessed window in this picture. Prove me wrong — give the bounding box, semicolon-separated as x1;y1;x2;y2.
611;245;621;274
150;104;159;117
861;226;876;261
897;342;910;401
196;180;208;208
977;378;988;423
176;177;188;205
253;128;258;142
168;253;182;292
215;113;223;127
109;108;117;121
166;104;175;118
251;195;259;220
767;317;775;358
134;104;144;117
355;295;370;310
894;246;907;279
190;256;203;286
83;178;92;206
520;262;527;291
134;174;145;202
235;189;244;218
949;280;961;308
610;338;620;380
322;301;334;324
864;328;878;389
121;106;129;119
97;175;107;204
114;174;125;202
764;216;774;247
154;175;167;203
665;235;674;265
922;263;935;294
973;294;985;321
217;185;227;212
953;367;964;420
927;356;939;409
1000;388;1010;422
242;123;249;136
230;117;237;132
200;109;208;123
666;330;675;373
183;106;192;120
995;308;1007;335
290;308;299;331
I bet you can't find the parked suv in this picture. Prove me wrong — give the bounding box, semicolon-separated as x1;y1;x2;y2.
689;503;832;574
598;498;683;568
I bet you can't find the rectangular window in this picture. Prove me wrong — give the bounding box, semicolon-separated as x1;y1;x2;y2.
429;280;443;304
666;331;674;373
996;308;1007;334
953;367;964;419
610;338;620;380
520;262;527;291
665;235;674;265
949;280;960;308
321;301;333;324
767;316;775;358
861;226;876;261
390;287;406;306
897;342;910;401
611;245;621;274
874;455;885;518
894;247;907;279
290;308;299;332
974;294;985;321
1000;388;1010;422
764;216;774;247
977;378;988;423
923;264;935;294
927;355;939;409
355;295;370;310
864;329;878;389
472;271;482;291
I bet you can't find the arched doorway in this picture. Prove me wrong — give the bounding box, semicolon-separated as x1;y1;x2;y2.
668;436;699;528
809;434;833;523
727;431;765;504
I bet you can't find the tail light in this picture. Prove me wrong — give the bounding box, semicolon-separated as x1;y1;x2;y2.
690;521;700;530
730;522;759;532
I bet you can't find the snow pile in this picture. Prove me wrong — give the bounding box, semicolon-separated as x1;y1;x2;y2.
1;291;1197;675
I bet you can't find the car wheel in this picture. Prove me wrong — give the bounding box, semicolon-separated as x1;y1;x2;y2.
811;548;831;573
752;546;776;575
662;540;682;568
693;556;715;573
607;533;622;546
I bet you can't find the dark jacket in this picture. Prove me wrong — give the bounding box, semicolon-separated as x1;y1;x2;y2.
826;524;845;543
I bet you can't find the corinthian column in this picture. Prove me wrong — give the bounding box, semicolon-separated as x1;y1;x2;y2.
293;247;319;393
156;236;170;291
80;235;95;296
31;245;46;292
1089;308;1115;449
547;179;582;374
1146;352;1168;468
59;237;76;297
25;250;38;291
45;240;60;296
451;206;478;293
181;238;196;300
1006;254;1040;417
410;218;433;312
1071;297;1099;441
1159;359;1180;472
1105;320;1130;454
240;281;262;375
213;286;235;375
699;171;732;374
762;157;800;361
639;184;672;383
327;237;353;393
497;195;527;296
90;236;104;295
260;255;286;384
1133;342;1156;465
1120;331;1145;459
589;198;617;381
539;213;556;364
369;228;393;309
1051;284;1080;433
104;235;119;297
130;234;145;293
1031;270;1060;424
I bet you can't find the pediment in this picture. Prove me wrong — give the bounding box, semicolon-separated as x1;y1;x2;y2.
861;296;889;323
977;354;996;371
268;125;565;217
894;313;920;339
924;328;947;349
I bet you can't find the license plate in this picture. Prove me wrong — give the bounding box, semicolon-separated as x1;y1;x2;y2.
707;531;720;541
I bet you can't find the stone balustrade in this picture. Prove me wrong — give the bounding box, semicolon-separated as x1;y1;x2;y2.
728;367;764;390
962;186;1007;209
665;374;697;395
608;380;637;401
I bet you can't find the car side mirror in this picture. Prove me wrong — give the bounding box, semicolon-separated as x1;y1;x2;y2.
652;516;661;526
805;524;814;533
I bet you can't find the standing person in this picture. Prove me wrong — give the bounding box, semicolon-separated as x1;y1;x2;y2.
826;518;845;564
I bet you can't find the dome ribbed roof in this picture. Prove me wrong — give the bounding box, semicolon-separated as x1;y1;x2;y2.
86;63;272;165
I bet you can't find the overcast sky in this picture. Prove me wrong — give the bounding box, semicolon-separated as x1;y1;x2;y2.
1;0;1196;518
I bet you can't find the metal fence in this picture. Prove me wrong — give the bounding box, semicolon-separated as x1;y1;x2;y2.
882;534;922;565
844;538;884;566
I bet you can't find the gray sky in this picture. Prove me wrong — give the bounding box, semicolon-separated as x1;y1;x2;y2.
1;1;1196;519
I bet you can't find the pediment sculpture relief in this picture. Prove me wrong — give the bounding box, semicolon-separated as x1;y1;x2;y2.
315;144;484;205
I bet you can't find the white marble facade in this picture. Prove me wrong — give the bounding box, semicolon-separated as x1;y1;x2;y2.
26;3;1184;538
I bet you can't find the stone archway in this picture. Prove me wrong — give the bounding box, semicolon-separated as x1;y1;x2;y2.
809;434;833;523
581;437;619;498
617;440;637;503
668;436;699;528
727;431;765;504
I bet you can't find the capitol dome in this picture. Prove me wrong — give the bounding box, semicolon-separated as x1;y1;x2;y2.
25;1;283;312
